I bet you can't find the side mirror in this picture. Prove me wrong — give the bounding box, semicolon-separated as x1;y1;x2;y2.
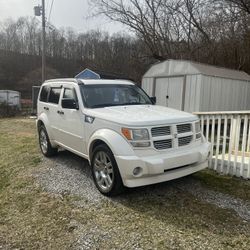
150;96;156;105
61;98;79;110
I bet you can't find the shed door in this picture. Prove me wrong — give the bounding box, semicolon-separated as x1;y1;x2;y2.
155;77;184;110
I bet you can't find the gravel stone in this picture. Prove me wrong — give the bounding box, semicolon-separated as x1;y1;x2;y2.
34;149;250;249
34;150;107;205
178;178;250;221
35;150;250;221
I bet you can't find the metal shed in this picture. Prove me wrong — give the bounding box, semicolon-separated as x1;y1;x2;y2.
0;90;21;108
142;60;250;112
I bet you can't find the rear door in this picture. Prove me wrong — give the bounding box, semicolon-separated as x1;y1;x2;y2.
46;84;63;140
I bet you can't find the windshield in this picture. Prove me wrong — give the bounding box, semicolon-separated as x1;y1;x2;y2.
80;84;152;108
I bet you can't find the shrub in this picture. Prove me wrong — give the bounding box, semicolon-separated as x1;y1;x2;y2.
0;102;20;117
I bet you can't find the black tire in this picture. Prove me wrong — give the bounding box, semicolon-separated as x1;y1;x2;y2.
91;144;124;196
38;125;58;157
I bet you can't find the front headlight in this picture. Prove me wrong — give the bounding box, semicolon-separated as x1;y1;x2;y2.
131;129;149;140
195;121;202;140
121;128;150;147
195;121;201;133
121;128;149;140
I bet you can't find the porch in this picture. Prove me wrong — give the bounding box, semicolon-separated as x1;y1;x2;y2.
195;111;250;179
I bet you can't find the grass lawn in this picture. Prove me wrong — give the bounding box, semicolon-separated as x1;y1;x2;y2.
0;118;249;249
0;118;75;249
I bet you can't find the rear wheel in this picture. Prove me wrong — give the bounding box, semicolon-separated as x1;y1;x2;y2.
91;144;124;196
39;125;58;157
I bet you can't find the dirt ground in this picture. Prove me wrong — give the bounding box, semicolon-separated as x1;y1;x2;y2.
0;118;250;249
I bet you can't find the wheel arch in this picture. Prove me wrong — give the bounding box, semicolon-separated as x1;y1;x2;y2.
89;139;108;161
36;114;56;146
88;129;135;163
37;119;45;130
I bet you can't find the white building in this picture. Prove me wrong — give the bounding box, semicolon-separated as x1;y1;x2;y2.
142;60;250;112
0;90;21;108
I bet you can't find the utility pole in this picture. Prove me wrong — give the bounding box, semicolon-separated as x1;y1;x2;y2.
41;0;46;83
34;1;46;82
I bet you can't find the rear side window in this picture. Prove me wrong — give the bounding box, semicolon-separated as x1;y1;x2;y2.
39;86;49;102
48;87;61;104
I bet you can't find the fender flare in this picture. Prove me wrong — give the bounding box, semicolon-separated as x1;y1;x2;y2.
36;114;56;146
88;129;135;159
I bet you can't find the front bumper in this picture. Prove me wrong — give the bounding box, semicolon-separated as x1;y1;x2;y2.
115;142;210;187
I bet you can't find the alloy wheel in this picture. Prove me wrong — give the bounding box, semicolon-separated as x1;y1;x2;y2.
40;129;48;154
93;151;114;192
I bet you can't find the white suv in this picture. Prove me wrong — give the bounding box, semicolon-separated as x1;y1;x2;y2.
37;78;210;196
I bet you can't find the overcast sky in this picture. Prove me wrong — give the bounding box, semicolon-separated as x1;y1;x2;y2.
0;0;127;34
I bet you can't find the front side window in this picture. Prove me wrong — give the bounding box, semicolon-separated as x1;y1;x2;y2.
48;87;61;104
39;86;49;102
80;84;152;108
63;88;77;100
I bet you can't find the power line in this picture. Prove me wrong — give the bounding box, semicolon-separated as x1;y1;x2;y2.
48;0;55;23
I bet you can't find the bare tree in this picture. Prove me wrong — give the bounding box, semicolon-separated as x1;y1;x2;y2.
93;0;187;60
93;0;225;61
225;0;250;14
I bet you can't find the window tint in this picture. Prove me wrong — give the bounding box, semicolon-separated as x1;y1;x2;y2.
63;88;76;100
80;84;152;108
39;86;49;102
48;87;61;104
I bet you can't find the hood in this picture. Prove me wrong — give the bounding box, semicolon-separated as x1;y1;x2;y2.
85;105;198;126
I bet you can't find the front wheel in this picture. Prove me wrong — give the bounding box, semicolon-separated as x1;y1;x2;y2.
91;144;124;196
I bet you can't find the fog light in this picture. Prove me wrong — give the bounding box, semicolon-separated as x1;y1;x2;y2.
130;141;150;147
133;167;143;177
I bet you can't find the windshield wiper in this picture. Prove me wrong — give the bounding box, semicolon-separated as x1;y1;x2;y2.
120;102;145;106
91;102;146;108
91;103;121;108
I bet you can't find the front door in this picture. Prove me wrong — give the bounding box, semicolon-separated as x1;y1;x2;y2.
155;77;184;110
55;85;86;156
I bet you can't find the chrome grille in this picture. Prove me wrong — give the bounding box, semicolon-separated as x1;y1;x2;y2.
178;136;193;146
151;126;171;137
177;123;192;134
154;139;172;150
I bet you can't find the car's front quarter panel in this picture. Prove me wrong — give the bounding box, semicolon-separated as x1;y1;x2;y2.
86;117;135;158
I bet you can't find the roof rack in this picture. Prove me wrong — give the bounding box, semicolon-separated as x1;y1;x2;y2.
44;78;84;85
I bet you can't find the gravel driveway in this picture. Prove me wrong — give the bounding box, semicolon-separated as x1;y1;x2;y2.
34;150;250;249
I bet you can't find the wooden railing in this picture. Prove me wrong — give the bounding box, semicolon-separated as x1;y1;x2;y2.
194;111;250;179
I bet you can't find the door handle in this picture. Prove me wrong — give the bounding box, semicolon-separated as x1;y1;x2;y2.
166;95;169;99
57;110;64;115
44;107;49;110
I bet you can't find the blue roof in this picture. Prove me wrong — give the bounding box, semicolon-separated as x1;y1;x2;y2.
75;68;101;79
75;68;133;81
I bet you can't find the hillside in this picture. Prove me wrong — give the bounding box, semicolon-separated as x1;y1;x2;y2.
0;50;87;98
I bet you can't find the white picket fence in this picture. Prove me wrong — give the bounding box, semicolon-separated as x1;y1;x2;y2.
194;111;250;179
